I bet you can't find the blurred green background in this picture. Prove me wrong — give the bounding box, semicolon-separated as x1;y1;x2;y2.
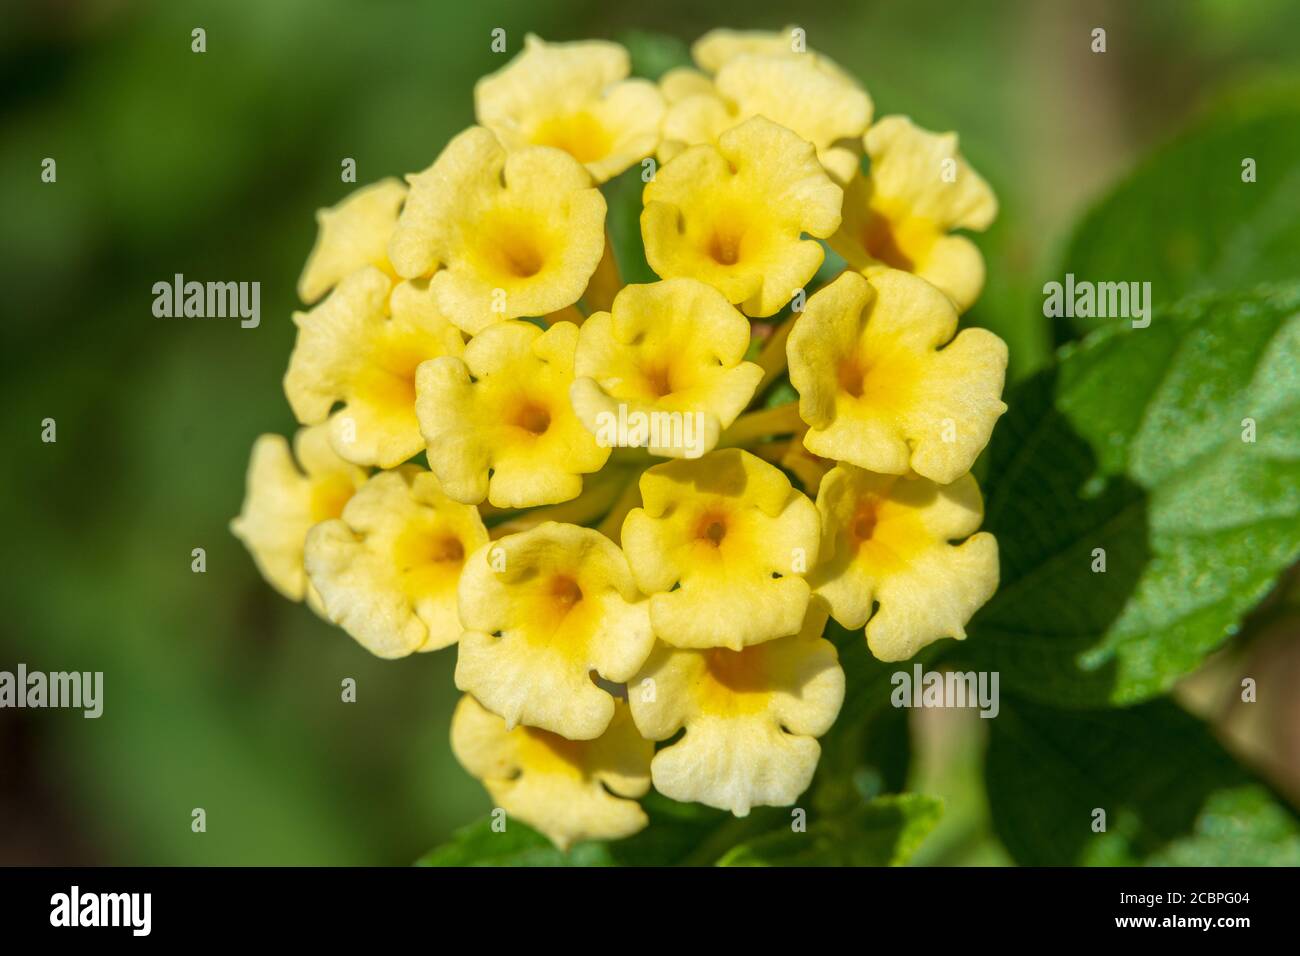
3;0;1299;864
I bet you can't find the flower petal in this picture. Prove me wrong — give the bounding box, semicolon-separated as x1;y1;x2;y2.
788;270;1007;483
642;116;842;317
304;467;488;658
621;449;821;649
284;268;465;467
416;320;610;508
570;278;762;459
389;126;606;333
298;178;406;304
451;694;651;850
455;522;654;740
475;35;664;183
811;464;998;659
629;603;843;816
230;427;366;611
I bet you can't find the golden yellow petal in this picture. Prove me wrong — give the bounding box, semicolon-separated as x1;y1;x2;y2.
389;126;606;333
788;270;1007;483
642;116;841;317
570;278;762;459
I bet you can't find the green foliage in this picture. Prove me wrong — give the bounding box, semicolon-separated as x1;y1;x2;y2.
971;283;1300;706
416;817;616;867
1056;85;1300;338
987;696;1300;866
620;30;692;81
717;795;942;867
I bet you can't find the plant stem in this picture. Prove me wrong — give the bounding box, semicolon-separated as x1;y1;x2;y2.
719;402;803;448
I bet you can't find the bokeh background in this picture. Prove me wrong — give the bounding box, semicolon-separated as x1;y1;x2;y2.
3;0;1298;864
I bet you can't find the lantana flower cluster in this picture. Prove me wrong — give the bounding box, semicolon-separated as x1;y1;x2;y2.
233;27;1007;850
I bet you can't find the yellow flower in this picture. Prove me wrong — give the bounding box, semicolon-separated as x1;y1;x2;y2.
570;278;763;459
787;270;1007;485
230;426;366;614
658;66;715;103
387;126;606;334
284;267;465;468
620;448;821;650
415;320;609;508
660;53;872;183
628;602;843;816
691;26;853;81
303;466;487;659
475;34;664;184
455;522;654;740
811;464;998;661
830;116;998;313
451;694;652;850
642;116;842;318
297;178;406;305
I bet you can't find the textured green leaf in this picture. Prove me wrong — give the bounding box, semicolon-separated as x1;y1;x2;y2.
971;283;1300;706
415;817;614;867
1057;84;1300;338
987;696;1300;866
717;794;943;867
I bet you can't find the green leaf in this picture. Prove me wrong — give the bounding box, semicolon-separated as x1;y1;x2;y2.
618;30;692;81
415;817;614;867
717;794;943;867
987;696;1300;866
1057;83;1300;338
603;167;656;287
971;282;1300;706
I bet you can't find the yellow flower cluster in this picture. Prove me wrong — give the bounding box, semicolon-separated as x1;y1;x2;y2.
233;27;1006;851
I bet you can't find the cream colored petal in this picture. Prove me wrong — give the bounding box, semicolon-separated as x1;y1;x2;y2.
416;321;609;509
454;523;654;740
476;34;630;131
715;54;872;183
298;178;406;304
651;715;821;816
628;606;843;816
231;429;366;606
285;269;464;468
693;26;811;72
304;468;487;658
659;66;715;103
811;465;999;655
867;532;999;660
620;449;821;649
450;694;651;850
570;279;762;458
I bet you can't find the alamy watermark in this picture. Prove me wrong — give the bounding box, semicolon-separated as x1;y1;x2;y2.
890;663;999;718
50;886;150;936
1043;273;1151;329
593;404;707;459
152;273;260;328
0;664;103;718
